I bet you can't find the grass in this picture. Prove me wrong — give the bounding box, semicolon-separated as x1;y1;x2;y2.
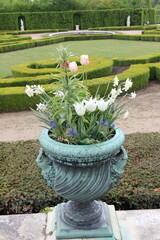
0;132;160;214
0;39;160;78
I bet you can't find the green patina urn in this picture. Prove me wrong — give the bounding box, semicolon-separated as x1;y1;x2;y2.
37;128;128;239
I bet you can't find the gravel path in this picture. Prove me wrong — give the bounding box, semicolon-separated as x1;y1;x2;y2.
0;81;160;142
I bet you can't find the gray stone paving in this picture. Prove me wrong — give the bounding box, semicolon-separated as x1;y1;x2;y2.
0;209;160;240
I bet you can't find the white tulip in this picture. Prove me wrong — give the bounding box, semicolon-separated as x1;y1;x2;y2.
73;102;86;116
80;55;89;66
25;85;34;97
97;99;109;112
84;97;97;112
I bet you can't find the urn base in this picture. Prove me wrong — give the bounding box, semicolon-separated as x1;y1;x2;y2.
56;202;121;239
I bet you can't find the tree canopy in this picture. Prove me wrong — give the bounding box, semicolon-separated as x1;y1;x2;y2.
0;0;159;13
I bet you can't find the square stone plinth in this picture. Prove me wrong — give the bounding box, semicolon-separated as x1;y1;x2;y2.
0;208;160;240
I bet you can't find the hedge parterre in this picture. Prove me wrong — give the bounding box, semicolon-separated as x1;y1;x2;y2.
1;53;160;112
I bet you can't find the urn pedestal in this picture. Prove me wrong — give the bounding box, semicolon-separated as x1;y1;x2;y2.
36;128;128;239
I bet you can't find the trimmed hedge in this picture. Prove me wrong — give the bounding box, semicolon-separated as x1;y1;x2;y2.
0;35;31;43
0;9;156;31
0;84;58;112
1;53;160;112
142;29;160;35
1;33;160;53
89;25;158;31
0;132;159;214
11;57;113;78
113;53;160;66
0;64;150;112
2;29;69;35
0;36;66;53
87;64;149;96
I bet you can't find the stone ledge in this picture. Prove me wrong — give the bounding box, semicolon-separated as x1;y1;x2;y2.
0;209;160;240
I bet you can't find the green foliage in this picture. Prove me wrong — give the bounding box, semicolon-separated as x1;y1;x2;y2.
2;29;69;35
156;9;160;22
1;32;160;54
0;84;58;112
0;34;31;43
0;8;155;31
89;25;157;30
113;53;160;66
0;132;159;214
102;132;160;210
142;29;160;34
1;53;160;112
0;0;80;13
87;63;150;96
11;57;113;78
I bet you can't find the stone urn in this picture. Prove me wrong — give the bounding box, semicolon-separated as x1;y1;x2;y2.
36;128;128;239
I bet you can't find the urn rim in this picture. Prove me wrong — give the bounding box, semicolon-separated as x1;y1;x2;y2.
39;128;125;166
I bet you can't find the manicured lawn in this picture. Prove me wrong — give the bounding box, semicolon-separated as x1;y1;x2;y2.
0;39;160;78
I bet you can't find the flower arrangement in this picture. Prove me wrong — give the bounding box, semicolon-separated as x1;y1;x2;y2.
25;45;136;145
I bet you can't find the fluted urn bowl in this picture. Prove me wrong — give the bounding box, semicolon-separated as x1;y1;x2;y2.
36;128;128;238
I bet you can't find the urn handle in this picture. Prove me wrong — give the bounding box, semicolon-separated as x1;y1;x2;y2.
36;148;56;188
113;146;128;172
111;146;128;186
36;148;52;169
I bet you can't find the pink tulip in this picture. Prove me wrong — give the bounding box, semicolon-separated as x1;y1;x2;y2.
80;55;89;66
69;62;78;72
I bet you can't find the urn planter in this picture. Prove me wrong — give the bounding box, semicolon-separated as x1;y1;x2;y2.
36;128;128;239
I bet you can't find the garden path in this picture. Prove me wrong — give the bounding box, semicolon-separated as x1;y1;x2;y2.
0;81;160;142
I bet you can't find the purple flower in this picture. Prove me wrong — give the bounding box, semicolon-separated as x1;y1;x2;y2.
103;122;108;127
111;123;115;128
47;113;50;116
68;129;73;134
99;120;104;124
72;130;77;136
49;120;53;125
68;129;77;136
49;120;56;128
51;123;56;128
66;123;70;127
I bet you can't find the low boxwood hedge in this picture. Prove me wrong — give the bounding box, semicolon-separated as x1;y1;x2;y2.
1;53;160;112
2;29;69;35
1;32;160;53
11;57;113;78
0;84;58;112
0;132;159;214
0;35;31;43
142;30;160;35
113;53;160;66
0;64;150;112
89;25;158;31
87;64;150;96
